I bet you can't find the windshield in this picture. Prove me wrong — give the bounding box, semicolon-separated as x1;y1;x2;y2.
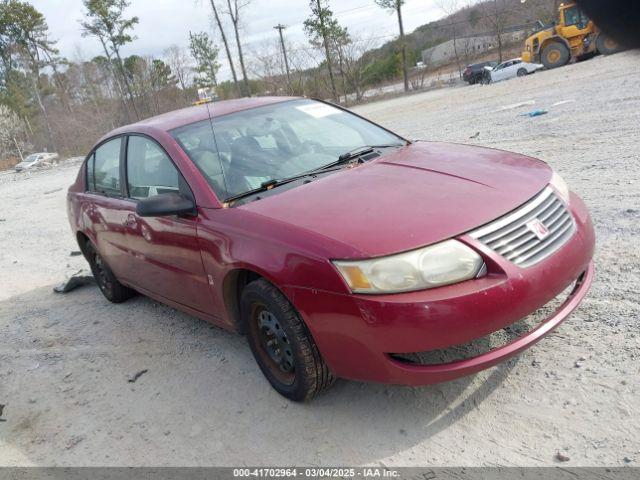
171;99;405;201
24;154;40;162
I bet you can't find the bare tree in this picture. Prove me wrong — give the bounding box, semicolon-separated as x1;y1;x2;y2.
435;0;465;79
410;47;434;90
476;0;517;62
164;45;191;98
375;0;409;92
208;0;241;97
224;0;251;96
0;106;27;160
248;39;285;95
337;34;376;102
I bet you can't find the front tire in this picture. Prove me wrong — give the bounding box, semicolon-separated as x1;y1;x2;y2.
596;34;622;55
541;42;570;69
86;242;135;303
241;279;335;402
517;68;528;77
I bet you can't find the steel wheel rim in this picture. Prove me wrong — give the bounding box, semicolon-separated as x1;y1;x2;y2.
251;305;295;385
547;49;561;64
94;253;113;297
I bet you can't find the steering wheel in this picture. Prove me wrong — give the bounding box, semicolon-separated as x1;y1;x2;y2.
300;140;328;154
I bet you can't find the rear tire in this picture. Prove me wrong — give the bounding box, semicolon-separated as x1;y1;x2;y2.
86;242;135;303
517;68;528;77
241;278;335;402
596;34;622;55
541;42;570;69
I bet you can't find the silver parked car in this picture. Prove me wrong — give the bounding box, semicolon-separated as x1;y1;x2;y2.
483;58;544;84
14;152;59;172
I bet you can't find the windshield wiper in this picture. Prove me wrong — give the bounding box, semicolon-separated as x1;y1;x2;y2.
223;144;406;205
223;166;345;205
311;143;406;173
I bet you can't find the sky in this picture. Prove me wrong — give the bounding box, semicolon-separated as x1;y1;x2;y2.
31;0;444;81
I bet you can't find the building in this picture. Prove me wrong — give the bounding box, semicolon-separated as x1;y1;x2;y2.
421;25;533;66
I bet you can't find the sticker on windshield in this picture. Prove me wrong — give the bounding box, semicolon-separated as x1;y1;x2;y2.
296;103;341;118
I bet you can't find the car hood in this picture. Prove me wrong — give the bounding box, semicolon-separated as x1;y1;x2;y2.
242;141;552;258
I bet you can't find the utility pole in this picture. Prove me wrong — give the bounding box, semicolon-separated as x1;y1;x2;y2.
274;24;292;93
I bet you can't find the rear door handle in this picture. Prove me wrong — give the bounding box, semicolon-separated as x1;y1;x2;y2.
123;214;137;227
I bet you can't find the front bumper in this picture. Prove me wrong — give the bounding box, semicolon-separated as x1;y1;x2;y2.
284;192;595;385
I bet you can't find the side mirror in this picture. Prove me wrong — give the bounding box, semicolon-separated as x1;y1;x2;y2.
136;192;197;217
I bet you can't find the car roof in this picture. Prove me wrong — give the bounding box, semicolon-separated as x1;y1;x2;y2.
105;96;300;138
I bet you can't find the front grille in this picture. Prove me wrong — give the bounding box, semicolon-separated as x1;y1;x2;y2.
469;187;576;268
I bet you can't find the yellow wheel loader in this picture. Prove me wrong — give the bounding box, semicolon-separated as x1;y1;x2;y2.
522;2;623;69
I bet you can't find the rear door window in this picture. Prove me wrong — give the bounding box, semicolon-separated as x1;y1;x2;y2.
92;137;122;196
86;154;95;191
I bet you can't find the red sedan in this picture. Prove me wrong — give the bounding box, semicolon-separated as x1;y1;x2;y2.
67;97;595;401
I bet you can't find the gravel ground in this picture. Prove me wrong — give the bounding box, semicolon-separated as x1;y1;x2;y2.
0;51;639;467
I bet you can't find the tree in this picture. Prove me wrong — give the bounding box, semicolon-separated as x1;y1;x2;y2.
81;0;140;119
164;45;191;94
224;0;251;96
476;0;517;62
435;0;464;79
0;1;60;149
375;0;409;92
189;31;221;88
467;7;481;27
304;0;344;102
208;0;241;97
0;104;27;160
150;59;175;90
337;34;375;102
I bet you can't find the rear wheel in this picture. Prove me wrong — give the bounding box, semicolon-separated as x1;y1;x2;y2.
517;68;528;77
241;278;335;402
541;42;570;69
86;242;135;303
596;34;622;55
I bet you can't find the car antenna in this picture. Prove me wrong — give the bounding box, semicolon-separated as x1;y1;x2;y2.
204;100;230;206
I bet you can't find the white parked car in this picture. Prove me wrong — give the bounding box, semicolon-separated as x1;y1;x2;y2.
483;58;544;84
14;152;59;172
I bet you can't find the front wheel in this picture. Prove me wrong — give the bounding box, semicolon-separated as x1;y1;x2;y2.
596;34;622;55
541;42;570;69
517;68;528;77
86;242;135;303
241;279;335;402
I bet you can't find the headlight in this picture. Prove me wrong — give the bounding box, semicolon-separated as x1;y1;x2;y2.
333;240;485;294
550;171;570;203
